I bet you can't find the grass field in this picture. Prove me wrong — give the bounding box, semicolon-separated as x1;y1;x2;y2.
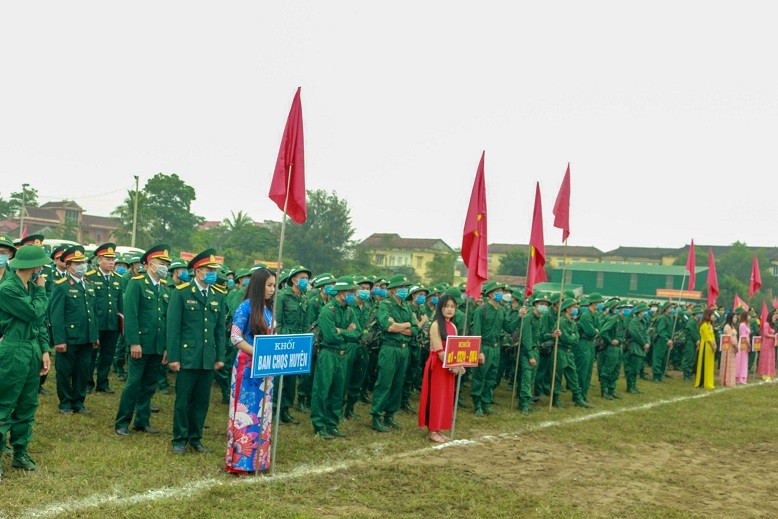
1;370;776;519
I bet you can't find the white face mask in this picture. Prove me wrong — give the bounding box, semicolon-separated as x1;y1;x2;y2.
154;264;169;279
72;264;88;278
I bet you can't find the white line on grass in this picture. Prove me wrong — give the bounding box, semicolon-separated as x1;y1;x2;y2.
20;380;775;518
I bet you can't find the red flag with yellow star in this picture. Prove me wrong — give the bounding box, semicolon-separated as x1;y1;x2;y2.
525;182;547;298
461;151;488;299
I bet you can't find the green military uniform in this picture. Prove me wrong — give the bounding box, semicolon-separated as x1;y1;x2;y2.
113;254;140;380
651;303;675;381
401;285;429;412
166;249;226;451
311;279;361;438
551;299;589;407
535;294;560;397
0;245;50;473
575;293;604;402
371;275;417;432
625;303;651;393
85;243;123;393
497;290;521;391
517;295;545;414
49;246;99;413
114;244;171;434
299;274;336;410
158;258;189;394
343;277;373;419
360;278;389;402
682;307;702;380
598;301;625;398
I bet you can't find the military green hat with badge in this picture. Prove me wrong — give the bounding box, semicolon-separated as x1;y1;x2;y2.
288;265;312;280
634;302;650;313
62;245;88;264
604;299;620;311
50;244;68;262
169;258;187;270
587;293;604;304
278;268;292;286
547;292;562;305
8;243;49;269
234;268;251;281
0;234;17;255
332;275;359;291
14;234;45;247
409;284;428;296
532;291;550;305
94;242;117;259
560;297;578;311
188;248;218;270
660;301;676;313
314;272;336;288
387;274;412;289
142;244;172;265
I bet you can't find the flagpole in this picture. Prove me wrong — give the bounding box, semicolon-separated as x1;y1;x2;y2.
255;376;270;476
269;163;293;476
665;268;688;378
510;307;527;411
450;372;463;441
548;241;568;411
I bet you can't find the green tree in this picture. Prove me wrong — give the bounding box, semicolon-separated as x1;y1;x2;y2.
425;251;457;285
283;189;356;274
190;219;280;269
497;248;529;276
0;187;40;220
0;196;14;220
55;217;80;241
144;173;203;251
110;190;153;248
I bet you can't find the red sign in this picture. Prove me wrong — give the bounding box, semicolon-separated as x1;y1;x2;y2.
443;335;482;368
752;336;762;352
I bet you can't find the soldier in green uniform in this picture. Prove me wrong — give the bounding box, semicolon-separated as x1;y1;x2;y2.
498;287;523;390
360;277;388;403
85;243;123;394
651;302;676;382
114;245;171;436
157;257;189;394
0;245;51;478
38;244;68;396
597;299;623;399
371;274;418;432
549;298;591;408
625;303;652;393
400;285;429;412
343;275;373;420
299;273;336;412
49;245;99;414
471;282;517;415
682;306;702;380
166;249;226;454
311;277;361;439
226;269;250;315
576;293;603;403
275;265;311;423
0;234;17;288
535;292;560;398
517;293;546;414
114;254;142;381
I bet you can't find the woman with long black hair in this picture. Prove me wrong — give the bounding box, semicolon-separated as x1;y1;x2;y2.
225;268;276;474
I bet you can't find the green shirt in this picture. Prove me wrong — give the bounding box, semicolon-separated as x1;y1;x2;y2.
277;286;309;335
123;273;169;355
558;314;580;350
166;281;227;369
472;301;511;347
377;297;419;345
578;310;598;344
0;273;50;354
627;315;650;356
85;269;124;331
319;299;361;348
49;275;99;346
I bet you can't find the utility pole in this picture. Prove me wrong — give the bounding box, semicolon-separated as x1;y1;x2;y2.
131;175;139;247
18;183;29;239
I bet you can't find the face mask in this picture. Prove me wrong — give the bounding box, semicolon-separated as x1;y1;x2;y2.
372;287;381;296
345;293;356;305
31;269;41;281
597;303;605;312
669;308;676;315
379;289;388;298
416;295;427;305
357;289;370;300
536;304;549;314
72;264;88;278
297;278;309;292
502;294;512;303
396;288;409;300
241;278;249;288
650;307;658;313
493;292;503;303
179;270;191;282
642;311;650;319
203;272;217;285
0;254;9;267
227;279;235;288
115;265;127;275
571;308;579;317
324;285;336;296
154;264;169;279
613;309;620;316
622;309;632;317
430;296;439;305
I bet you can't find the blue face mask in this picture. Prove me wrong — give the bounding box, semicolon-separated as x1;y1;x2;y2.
396;288;409;300
179;270;190;282
324;285;336;296
416;295;427;305
571;308;579;317
669;308;676;315
537;304;549;314
227;279;235;289
372;287;381;295
0;254;8;267
345;293;356;305
31;270;41;281
493;292;503;303
241;278;249;288
622;309;632;317
115;265;128;275
613;309;620;316
358;289;370;301
642;311;650;319
203;272;217;285
597;303;605;312
430;296;439;305
378;288;388;298
297;278;309;292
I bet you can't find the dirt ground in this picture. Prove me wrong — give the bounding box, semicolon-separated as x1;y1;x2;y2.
411;435;778;518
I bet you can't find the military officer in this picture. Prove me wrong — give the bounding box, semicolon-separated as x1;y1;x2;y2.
166;249;226;454
371;274;418;432
13;234;45;248
49;245;99;414
114;244;171;436
44;245;69;295
85;243;123;394
275;265;312;423
113;254;139;381
311;277;361;439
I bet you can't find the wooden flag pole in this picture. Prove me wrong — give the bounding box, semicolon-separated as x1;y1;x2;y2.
269;163;293;476
548;241;568;411
664;268;688;378
510;307;527;411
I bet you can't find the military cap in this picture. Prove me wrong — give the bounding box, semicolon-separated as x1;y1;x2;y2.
354;275;374;288
579;296;590;306
604;299;620;310
15;234;44;247
62;245;87;264
234;268;251;280
560;297;578;311
250;263;270;273
692;305;704;313
188;248;218;270
547;292;562;305
443;287;464;305
94;242;117;258
332;276;359;291
0;234;17;254
634;303;650;313
314;273;337;288
278;268;292;286
563;289;576;299
532;292;551;304
375;277;389;287
387;274;412;289
409;284;428;296
288;265;312;280
141;244;172;265
586;293;604;304
482;281;501;295
660;301;676;312
511;289;524;303
617;300;634;309
8;244;49;269
169;258;187;270
126;253;142;265
50;244;68;261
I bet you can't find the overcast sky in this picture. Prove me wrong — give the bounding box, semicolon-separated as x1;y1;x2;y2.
1;2;775;253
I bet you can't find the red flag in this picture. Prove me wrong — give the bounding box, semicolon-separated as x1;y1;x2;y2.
552;163;571;242
749;255;762;299
685;240;696;291
761;301;769;334
269;87;306;224
706;248;718;308
525;182;547;298
461;151;488;299
734;294;749;311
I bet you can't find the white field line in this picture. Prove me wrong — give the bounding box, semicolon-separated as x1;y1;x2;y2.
18;380;774;519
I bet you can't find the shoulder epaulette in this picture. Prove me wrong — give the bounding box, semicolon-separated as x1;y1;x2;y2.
212;285;226;295
86;269;96;276
159;278;167;284
177;282;191;290
55;277;68;285
132;275;145;280
111;271;121;277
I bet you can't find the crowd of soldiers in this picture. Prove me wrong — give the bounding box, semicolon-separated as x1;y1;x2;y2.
0;233;760;479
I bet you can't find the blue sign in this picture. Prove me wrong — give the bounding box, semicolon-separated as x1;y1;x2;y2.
251;333;314;378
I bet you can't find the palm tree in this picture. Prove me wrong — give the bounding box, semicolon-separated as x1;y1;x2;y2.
222;210;254;232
